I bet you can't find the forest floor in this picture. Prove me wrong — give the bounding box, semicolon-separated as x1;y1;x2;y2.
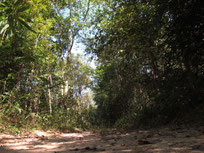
0;126;204;153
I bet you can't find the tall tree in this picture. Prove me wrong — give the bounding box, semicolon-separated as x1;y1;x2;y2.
0;0;95;129
86;0;204;125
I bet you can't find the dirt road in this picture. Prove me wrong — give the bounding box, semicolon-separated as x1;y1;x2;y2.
0;126;204;153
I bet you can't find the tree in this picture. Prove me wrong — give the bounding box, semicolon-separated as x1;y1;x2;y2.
0;0;95;130
86;0;204;126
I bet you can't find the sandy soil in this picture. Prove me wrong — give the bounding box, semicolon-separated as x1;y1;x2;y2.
0;126;204;153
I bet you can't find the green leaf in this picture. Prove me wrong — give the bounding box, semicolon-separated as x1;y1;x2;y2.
14;56;24;62
0;23;9;34
0;19;7;26
7;73;14;79
14;104;23;114
18;18;36;33
14;0;23;6
0;6;7;11
0;2;6;8
17;6;30;13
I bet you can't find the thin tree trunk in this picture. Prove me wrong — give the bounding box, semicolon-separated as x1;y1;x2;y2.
48;88;52;114
48;74;53;114
67;0;73;63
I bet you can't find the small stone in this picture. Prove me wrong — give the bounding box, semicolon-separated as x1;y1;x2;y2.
85;147;90;150
137;139;152;145
185;134;190;137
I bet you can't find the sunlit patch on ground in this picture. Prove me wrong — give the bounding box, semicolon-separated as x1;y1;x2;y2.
0;127;204;153
60;133;83;138
33;130;48;137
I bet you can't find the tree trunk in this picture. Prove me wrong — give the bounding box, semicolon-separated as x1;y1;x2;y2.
67;0;73;63
48;74;53;114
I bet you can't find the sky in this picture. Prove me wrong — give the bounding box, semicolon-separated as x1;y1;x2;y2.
54;1;98;69
51;35;96;69
72;42;97;69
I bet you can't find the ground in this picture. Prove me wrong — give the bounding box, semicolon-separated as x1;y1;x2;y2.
0;126;204;153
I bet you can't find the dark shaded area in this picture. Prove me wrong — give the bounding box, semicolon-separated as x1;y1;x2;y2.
86;0;204;127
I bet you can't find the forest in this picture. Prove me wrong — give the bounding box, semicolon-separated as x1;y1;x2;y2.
0;0;203;135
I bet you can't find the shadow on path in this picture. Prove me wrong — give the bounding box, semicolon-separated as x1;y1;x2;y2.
0;127;204;153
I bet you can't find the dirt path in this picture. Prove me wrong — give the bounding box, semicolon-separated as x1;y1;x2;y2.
0;126;204;153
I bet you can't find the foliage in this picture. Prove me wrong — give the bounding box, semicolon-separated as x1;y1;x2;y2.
0;0;203;132
86;0;204;126
0;0;97;132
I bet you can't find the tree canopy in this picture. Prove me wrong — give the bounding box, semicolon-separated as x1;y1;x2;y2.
86;0;203;126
